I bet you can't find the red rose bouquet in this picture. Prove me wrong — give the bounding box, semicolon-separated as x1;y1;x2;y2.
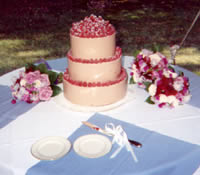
130;49;191;108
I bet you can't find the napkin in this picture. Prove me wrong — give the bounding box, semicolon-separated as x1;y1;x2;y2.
47;58;67;72
26;113;200;175
0;85;36;129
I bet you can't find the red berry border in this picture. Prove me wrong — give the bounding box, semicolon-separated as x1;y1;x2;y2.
64;67;127;87
67;47;122;64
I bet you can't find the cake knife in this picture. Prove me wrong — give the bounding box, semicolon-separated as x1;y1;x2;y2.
82;121;142;148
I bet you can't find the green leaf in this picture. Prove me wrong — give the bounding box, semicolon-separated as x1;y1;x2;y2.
129;77;136;84
47;71;58;85
56;72;63;84
36;63;48;74
151;43;163;53
145;96;155;104
25;63;37;72
25;63;30;69
133;49;140;58
178;71;184;76
51;85;62;97
168;65;175;72
144;81;152;91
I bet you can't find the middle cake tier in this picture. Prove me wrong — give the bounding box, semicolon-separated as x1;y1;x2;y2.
67;47;122;82
63;67;128;106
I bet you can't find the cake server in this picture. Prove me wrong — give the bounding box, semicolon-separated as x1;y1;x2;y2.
82;121;142;148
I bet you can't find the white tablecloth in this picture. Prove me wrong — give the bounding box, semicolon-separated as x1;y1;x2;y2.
0;56;200;175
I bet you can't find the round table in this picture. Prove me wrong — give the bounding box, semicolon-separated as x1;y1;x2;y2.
0;57;200;175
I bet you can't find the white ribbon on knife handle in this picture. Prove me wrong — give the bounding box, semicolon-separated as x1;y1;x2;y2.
105;123;138;162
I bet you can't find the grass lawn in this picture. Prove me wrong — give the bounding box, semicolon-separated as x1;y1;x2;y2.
0;0;200;76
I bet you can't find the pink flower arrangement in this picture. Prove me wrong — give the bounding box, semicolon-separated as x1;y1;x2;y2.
11;63;63;104
11;70;53;103
130;49;191;108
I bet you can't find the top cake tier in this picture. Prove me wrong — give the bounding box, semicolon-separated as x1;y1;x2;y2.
70;14;116;59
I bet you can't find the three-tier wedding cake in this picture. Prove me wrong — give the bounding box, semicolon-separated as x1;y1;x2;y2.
63;15;128;106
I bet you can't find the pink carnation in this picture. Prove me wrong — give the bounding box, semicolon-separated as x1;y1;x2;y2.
39;74;50;87
39;86;53;101
30;93;40;103
140;49;153;57
25;71;40;84
11;65;62;104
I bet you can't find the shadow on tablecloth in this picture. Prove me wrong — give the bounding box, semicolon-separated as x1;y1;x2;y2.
188;84;200;109
0;85;36;129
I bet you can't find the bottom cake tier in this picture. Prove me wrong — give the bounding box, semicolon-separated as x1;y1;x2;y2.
63;68;128;106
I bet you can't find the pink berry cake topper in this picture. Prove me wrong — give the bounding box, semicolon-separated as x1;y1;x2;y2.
70;14;115;38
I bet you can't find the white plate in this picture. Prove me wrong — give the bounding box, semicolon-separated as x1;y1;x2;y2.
31;136;71;160
73;134;112;158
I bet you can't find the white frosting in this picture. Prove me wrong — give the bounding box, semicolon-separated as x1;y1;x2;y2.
63;73;128;106
68;54;121;82
70;33;116;59
53;85;135;112
63;21;128;106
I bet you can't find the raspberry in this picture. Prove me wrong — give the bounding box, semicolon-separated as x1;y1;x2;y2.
70;14;115;38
